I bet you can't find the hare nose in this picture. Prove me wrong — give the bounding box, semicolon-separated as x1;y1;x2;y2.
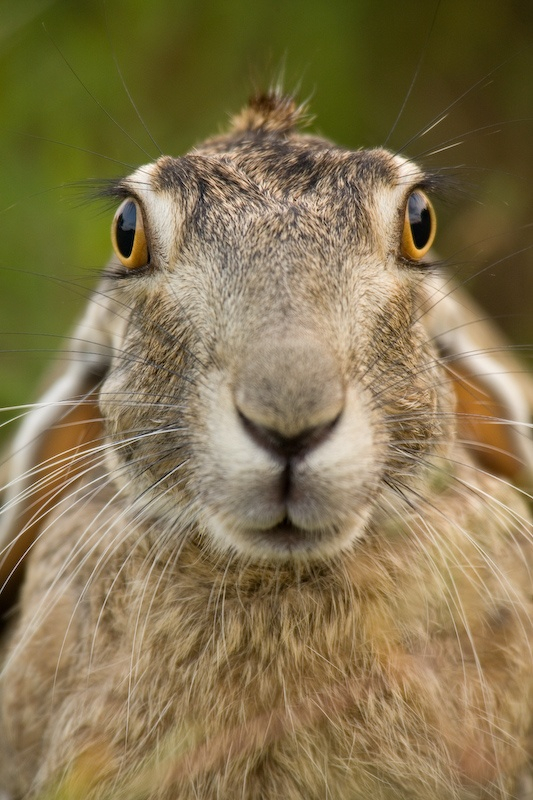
237;410;341;459
233;332;345;459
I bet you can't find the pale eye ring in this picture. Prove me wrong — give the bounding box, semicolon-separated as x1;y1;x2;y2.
111;198;149;269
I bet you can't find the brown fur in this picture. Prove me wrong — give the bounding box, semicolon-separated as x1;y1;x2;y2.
1;93;533;799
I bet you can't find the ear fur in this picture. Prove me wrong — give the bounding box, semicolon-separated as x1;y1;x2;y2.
423;273;533;486
0;285;120;617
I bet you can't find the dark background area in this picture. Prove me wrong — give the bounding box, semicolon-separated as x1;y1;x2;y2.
1;0;532;443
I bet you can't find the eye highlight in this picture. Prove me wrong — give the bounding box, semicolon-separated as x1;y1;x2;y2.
111;198;149;269
401;190;436;261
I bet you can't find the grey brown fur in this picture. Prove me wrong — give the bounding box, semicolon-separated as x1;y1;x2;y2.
1;93;533;799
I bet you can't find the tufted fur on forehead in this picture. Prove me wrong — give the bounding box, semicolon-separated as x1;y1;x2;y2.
229;90;308;134
152;101;401;217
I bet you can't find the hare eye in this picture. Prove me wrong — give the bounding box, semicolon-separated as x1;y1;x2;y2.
112;198;149;269
401;190;436;261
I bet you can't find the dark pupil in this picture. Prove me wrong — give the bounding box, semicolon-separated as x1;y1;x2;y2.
408;192;431;250
116;201;137;258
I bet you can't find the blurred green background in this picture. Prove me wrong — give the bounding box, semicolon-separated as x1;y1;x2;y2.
1;0;533;444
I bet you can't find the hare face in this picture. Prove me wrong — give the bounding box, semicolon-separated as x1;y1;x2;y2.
99;139;449;561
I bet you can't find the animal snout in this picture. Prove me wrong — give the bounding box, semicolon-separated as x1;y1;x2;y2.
233;332;345;460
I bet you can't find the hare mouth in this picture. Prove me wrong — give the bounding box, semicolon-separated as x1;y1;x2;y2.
250;517;331;552
265;518;307;539
207;509;366;560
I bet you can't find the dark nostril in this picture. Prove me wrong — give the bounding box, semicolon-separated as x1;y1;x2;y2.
238;409;341;460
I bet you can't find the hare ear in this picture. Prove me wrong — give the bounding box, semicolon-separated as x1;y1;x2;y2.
424;274;533;485
0;286;119;617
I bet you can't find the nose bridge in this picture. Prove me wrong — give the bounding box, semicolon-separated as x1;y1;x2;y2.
233;330;345;439
240;206;330;308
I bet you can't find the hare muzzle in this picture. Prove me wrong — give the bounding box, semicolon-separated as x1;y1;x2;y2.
223;332;354;553
199;329;381;560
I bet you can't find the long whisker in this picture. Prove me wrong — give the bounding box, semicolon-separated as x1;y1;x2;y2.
383;0;443;148
42;23;155;162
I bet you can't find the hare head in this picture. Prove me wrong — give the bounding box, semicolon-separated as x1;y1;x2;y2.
97;115;447;563
1;93;531;585
1;93;533;799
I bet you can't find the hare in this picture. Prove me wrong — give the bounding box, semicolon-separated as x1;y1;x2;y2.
1;91;533;799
